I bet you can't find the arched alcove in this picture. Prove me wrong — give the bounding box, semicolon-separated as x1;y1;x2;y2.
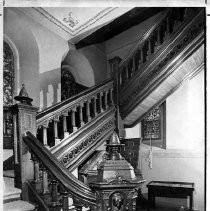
4;8;40;107
61;50;95;87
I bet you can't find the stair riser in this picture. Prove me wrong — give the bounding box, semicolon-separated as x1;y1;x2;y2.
4;196;21;204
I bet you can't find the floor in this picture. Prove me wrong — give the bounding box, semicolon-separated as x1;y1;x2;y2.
136;195;190;211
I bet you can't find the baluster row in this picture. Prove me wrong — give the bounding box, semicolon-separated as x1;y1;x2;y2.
31;154;92;211
118;8;189;88
37;88;114;148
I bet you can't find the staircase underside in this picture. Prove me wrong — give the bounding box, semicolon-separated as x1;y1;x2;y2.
123;44;204;127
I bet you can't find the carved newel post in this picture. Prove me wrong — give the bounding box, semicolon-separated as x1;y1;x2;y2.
12;84;39;200
90;132;145;211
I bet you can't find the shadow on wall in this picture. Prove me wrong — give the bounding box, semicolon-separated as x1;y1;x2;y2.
39;68;61;110
62;50;95;87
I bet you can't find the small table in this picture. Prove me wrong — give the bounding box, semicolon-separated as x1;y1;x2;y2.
147;181;194;211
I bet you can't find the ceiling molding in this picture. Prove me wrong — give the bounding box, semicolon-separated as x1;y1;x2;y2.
34;7;117;36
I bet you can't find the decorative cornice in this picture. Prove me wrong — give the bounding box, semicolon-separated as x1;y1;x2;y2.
33;7;117;36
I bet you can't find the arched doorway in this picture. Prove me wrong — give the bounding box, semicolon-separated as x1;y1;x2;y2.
3;41;15;149
61;67;87;101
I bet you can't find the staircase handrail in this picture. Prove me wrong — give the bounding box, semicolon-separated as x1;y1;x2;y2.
119;9;170;68
23;131;97;206
36;78;113;127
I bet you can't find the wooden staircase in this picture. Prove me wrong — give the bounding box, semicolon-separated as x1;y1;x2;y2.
115;8;205;127
3;150;37;211
3;7;205;211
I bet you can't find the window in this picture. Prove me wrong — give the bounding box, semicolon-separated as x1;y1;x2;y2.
141;101;166;149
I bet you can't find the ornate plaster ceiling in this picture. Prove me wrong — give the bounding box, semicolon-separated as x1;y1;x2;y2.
23;7;133;43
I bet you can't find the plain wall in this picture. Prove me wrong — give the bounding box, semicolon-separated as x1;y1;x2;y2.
139;70;205;210
78;42;108;84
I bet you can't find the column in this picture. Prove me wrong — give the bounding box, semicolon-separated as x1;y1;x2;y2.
43;121;49;148
104;90;108;110
50;180;60;209
79;103;84;127
54;116;60;145
63;112;69;138
93;96;98;117
71;108;77;132
99;92;104;113
42;167;49;195
31;154;42;191
110;88;113;106
86;100;91;122
125;65;129;80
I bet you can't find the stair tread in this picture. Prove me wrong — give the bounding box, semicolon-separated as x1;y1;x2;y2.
4;177;21;199
3;149;13;161
4;170;15;178
3;200;35;211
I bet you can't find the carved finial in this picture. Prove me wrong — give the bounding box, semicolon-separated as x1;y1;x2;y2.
14;84;33;105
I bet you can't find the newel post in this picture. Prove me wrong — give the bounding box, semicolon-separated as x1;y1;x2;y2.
108;57;125;139
12;84;39;200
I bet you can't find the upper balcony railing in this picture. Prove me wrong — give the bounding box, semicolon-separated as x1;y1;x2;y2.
117;8;204;118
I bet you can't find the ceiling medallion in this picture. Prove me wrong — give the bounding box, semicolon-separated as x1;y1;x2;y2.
63;12;79;28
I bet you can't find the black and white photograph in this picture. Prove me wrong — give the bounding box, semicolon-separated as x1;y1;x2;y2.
0;1;207;211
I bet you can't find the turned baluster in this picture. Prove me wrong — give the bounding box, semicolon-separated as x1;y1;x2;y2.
104;90;108;110
138;48;143;69
60;186;69;211
173;9;181;32
99;92;104;113
50;179;61;210
119;71;122;86
131;56;135;76
154;27;161;52
54;116;60;145
43;122;49;148
31;154;42;192
147;38;153;60
42;166;50;195
164;17;170;41
110;88;113;106
119;67;124;85
93;96;98;117
79;103;84;127
71;108;77;132
86;100;91;122
125;65;129;81
62;112;69;138
59;185;72;211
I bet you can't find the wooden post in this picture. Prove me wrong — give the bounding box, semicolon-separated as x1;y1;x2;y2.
99;92;104;113
93;96;98;117
43;122;49;148
63;112;69;138
71;108;77;132
11;102;39;200
79;103;84;127
104;90;108;110
86;100;91;122
53;116;60;145
108;57;122;136
42;167;50;195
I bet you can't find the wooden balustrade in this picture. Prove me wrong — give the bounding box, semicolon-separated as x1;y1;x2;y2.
36;79;114;149
117;8;193;88
23;132;97;210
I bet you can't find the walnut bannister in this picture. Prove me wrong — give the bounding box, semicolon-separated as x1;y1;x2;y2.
113;8;204;123
36;79;114;149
